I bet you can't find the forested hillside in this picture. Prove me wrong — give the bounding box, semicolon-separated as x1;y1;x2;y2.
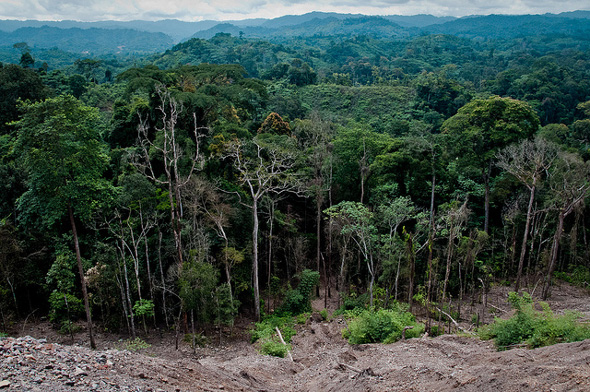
1;11;590;350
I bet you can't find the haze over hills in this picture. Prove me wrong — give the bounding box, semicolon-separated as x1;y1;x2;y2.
0;11;589;60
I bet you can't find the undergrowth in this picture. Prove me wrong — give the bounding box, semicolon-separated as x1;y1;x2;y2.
342;303;424;344
479;292;590;350
250;269;319;358
554;266;590;288
250;315;295;358
114;337;151;352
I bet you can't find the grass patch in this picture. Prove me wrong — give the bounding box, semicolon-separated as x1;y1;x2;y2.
479;292;590;350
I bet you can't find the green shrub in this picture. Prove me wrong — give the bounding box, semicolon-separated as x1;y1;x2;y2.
342;306;424;344
320;309;329;321
250;315;296;358
554;266;590;288
336;292;369;314
276;269;319;316
250;315;296;344
480;292;590;350
115;337;151;352
260;340;290;358
296;312;310;324
58;320;81;335
48;291;84;324
133;299;155;318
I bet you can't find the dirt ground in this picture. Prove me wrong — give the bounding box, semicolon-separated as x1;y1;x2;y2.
3;281;590;392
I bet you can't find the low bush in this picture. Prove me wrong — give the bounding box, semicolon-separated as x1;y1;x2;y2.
250;315;296;357
276;269;319;316
342;305;424;344
48;291;84;324
554;266;590;288
479;292;590;350
115;337;151;352
260;340;291;358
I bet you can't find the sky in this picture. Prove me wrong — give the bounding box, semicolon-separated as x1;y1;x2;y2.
0;0;587;22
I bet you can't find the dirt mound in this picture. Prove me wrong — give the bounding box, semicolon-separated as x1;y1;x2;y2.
5;325;589;392
3;282;590;391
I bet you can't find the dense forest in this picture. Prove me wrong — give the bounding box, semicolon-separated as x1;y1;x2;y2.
1;12;590;348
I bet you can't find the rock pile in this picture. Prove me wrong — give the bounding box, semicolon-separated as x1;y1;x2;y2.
0;336;169;391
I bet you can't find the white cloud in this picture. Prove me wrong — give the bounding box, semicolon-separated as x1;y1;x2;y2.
0;0;587;21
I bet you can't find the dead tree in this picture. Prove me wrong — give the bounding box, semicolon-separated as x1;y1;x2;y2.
496;136;557;292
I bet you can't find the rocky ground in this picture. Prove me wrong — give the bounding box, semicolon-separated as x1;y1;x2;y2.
2;282;590;392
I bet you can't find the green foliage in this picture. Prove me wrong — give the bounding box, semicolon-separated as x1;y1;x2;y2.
342;306;424;344
276;269;319;316
296;312;310;324
14;94;113;226
250;315;296;344
45;248;77;294
178;260;218;323
337;292;369;313
250;315;296;358
132;299;155;318
58;320;82;335
48;291;84;324
260;340;291;358
479;292;590;350
115;337;151;352
320;309;329;321
554;266;590;288
213;283;239;327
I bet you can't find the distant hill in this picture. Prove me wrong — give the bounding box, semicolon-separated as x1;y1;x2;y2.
190;16;412;40
188;11;590;41
0;19;217;42
383;14;456;27
424;14;590;39
1;11;590;60
0;26;173;55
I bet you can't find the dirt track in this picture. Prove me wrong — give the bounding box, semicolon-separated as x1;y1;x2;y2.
3;282;590;391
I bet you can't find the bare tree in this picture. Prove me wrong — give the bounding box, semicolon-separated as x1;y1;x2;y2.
134;86;206;265
542;151;590;299
440;199;470;307
496;136;558;292
222;135;301;320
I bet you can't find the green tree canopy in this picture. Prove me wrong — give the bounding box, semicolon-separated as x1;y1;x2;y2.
14;95;112;225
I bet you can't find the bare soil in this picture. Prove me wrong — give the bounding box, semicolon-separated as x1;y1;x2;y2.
3;281;590;391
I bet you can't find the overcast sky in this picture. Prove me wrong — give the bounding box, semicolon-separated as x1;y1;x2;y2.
1;0;587;22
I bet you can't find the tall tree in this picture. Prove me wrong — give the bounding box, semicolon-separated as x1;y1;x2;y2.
542;151;589;299
442;96;540;233
496;136;558;292
294;115;335;299
135;86;206;265
14;95;112;349
223;133;300;320
325;201;378;307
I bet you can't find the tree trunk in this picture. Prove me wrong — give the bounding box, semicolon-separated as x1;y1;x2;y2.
157;230;169;328
252;198;261;321
515;183;536;292
542;210;565;300
316;193;322;298
407;233;415;309
483;161;491;234
68;204;96;349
